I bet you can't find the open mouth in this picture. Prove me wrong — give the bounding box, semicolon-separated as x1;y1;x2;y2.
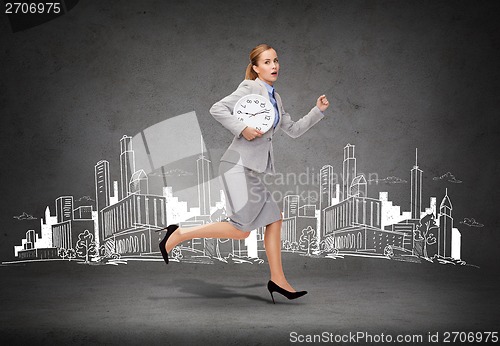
271;72;278;76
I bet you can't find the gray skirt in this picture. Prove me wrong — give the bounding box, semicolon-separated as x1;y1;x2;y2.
218;158;281;232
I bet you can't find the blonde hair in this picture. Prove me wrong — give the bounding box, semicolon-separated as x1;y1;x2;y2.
245;44;275;80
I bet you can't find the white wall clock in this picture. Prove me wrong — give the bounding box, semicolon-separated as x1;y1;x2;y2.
233;94;276;134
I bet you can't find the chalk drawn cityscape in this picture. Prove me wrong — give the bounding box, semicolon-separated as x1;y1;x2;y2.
5;111;480;267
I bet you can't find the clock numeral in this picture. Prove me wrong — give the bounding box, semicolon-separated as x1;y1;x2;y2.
238;117;244;121
246;99;252;103
256;126;261;131
254;100;259;104
237;110;242;114
265;115;271;120
241;104;246;108
262;123;268;126
260;103;266;108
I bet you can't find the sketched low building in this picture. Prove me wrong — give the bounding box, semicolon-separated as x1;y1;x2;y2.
323;196;405;254
282;197;318;249
384;219;419;254
100;193;167;255
14;230;58;260
52;219;95;251
51;196;96;251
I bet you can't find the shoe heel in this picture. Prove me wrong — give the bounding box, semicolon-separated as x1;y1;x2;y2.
267;281;276;304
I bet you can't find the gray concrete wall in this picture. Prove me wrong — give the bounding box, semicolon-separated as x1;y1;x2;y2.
1;0;499;267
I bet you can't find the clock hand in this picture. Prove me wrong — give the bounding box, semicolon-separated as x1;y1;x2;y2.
243;112;260;118
241;109;270;117
252;109;271;116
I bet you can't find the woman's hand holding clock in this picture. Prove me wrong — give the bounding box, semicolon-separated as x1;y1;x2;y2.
241;126;264;141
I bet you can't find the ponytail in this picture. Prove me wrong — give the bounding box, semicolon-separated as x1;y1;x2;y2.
245;62;259;80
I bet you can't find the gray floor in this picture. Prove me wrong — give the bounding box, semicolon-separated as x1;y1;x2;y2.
1;254;498;345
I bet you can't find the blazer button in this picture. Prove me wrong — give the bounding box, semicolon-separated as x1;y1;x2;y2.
268;138;272;141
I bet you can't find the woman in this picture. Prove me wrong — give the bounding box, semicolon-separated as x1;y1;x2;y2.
157;44;329;304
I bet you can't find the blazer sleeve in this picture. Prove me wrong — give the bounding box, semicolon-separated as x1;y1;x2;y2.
279;104;325;139
210;80;255;138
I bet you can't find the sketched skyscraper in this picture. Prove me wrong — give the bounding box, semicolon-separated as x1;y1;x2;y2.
411;148;423;220
120;135;135;201
95;160;111;212
438;188;453;257
197;147;211;216
95;160;111;244
40;206;56;248
283;195;299;244
320;165;335;233
342;144;356;201
320;165;335;208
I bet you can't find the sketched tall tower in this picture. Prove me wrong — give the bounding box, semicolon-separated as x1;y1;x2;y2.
320;165;335;233
120;135;135;201
197;137;211;215
342;144;356;201
438;188;453;257
411;148;423;220
95;160;111;211
95;160;111;244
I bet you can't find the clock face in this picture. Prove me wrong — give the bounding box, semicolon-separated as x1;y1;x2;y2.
233;94;276;134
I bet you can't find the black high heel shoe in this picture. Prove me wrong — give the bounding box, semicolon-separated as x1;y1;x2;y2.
155;224;179;264
267;280;308;304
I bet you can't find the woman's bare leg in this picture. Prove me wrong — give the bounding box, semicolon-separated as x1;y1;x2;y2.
264;218;297;292
165;222;250;252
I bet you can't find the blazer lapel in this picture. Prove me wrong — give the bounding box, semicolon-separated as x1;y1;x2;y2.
254;78;270;98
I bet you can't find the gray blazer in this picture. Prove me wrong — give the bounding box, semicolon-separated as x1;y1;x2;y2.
210;78;324;174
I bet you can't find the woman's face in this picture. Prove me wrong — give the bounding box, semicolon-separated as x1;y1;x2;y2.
253;49;279;86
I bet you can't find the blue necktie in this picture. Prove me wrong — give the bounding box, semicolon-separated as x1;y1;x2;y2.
270;90;280;129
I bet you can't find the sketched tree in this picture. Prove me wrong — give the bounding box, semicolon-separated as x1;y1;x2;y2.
282;240;291;251
66;248;76;261
171;246;183;261
384;245;394;259
58;247;67;259
76;230;98;263
416;214;439;258
299;226;319;256
290;241;299;253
